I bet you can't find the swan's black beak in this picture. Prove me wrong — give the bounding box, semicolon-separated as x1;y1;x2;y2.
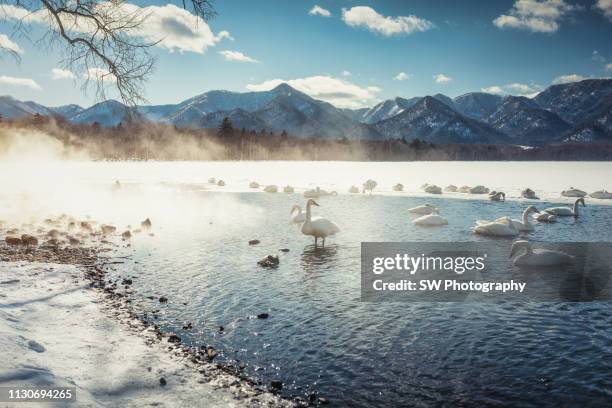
313;200;320;206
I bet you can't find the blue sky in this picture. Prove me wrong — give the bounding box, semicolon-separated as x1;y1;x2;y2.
1;0;611;108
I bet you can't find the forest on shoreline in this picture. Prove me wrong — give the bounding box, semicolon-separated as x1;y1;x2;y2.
2;115;612;161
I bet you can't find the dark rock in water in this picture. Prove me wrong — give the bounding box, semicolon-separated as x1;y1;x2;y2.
258;255;279;268
280;248;290;252
20;234;38;246
1;279;20;284
308;392;317;402
159;296;168;303
182;322;193;330
141;218;152;229
159;377;167;386
257;313;269;319
270;380;283;390
318;396;330;405
248;239;260;245
5;236;21;246
121;230;132;240
27;340;46;353
122;278;133;285
205;346;217;360
167;334;182;343
218;326;224;333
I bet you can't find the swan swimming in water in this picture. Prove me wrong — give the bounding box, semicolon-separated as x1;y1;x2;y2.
489;191;506;201
561;187;586;198
472;216;519;237
533;212;557;223
486;205;539;231
409;204;438;215
290;205;306;224
544;198;585;217
413;213;448;226
510;240;573;266
589;190;612;199
301;199;340;247
521;188;539;199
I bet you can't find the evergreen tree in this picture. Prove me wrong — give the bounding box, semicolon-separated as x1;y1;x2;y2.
218;117;234;137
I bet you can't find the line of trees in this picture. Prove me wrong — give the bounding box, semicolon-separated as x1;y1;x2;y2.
2;114;612;161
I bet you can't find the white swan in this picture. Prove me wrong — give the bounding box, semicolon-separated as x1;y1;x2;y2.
290;205;306;224
510;240;573;266
488;205;539;231
544;198;585;217
488;191;506;201
362;180;377;194
409;204;438;215
301;199;340;247
413;214;448;226
533;212;557;223
472;216;519;237
561;187;586;198
521;188;539;199
589;190;612;199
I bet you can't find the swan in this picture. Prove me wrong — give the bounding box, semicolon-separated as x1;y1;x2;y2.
469;185;490;194
304;187;337;198
561;187;586;198
589;190;612;199
521;188;539;199
472;216;519;237
217;180;226;187
264;185;278;193
393;183;404;192
489;191;506;201
290;205;306;224
533;212;557;223
510;240;573;266
487;205;539;231
409;204;438;215
249;181;260;189
349;186;360;194
544;198;585;217
458;186;472;193
444;185;458;192
413;214;448;226
424;185;442;194
301;199;340;247
363;180;377;194
283;185;294;193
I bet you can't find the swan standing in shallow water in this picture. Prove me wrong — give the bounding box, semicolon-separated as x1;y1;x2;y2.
544;198;585;217
301;199;340;247
290;205;306;224
472;216;519;237
510;240;573;266
489;205;539;231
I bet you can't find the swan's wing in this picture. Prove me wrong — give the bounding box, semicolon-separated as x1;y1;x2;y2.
310;218;340;234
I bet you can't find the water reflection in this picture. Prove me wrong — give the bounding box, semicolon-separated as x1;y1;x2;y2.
300;244;340;274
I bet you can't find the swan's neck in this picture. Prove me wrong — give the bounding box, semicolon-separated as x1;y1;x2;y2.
522;209;532;226
573;200;580;215
306;204;312;222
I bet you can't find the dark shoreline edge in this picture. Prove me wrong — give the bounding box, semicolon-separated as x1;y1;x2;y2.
0;244;306;407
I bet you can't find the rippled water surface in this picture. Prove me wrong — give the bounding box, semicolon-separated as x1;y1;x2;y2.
2;161;612;406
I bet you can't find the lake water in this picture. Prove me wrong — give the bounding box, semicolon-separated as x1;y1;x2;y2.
1;161;612;406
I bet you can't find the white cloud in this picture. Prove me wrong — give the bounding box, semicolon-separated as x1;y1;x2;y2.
84;67;117;83
309;5;331;17
481;86;505;94
219;50;259;63
0;3;231;54
434;74;452;84
246;75;381;109
552;74;587;84
394;72;411;81
606;63;612;71
0;34;23;55
595;0;612;20
493;0;577;33
0;75;41;90
342;6;434;37
50;68;75;80
592;50;606;63
341;70;352;77
506;82;541;96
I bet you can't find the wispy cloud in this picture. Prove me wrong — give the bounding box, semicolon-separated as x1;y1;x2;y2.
342;6;434;37
246;75;381;109
0;75;41;90
0;33;23;55
592;50;606;63
219;50;259;63
341;70;352;77
595;0;612;20
552;73;587;84
493;0;578;33
0;3;231;54
84;67;117;83
481;86;505;94
50;68;75;80
434;74;452;84
506;82;541;96
394;72;411;81
309;5;331;17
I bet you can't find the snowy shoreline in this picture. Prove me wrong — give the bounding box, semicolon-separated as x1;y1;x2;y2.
0;261;289;407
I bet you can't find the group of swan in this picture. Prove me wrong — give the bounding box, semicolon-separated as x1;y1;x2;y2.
291;200;340;246
409;204;448;226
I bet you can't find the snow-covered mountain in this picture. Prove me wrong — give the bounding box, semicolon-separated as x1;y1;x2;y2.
2;78;611;144
373;96;508;144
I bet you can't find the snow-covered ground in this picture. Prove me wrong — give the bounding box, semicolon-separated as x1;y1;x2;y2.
0;262;286;408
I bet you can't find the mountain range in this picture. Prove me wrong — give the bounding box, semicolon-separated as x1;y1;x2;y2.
1;79;611;146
